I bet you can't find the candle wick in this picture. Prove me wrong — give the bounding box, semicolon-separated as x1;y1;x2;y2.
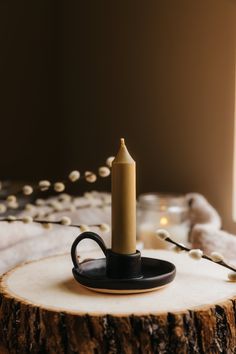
120;138;125;146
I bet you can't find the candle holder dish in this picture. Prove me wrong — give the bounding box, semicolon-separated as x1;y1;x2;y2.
71;232;176;294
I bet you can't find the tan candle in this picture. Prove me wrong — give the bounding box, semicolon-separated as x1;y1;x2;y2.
112;138;136;254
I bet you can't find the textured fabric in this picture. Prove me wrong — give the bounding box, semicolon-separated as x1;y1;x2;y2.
0;192;111;274
187;193;236;264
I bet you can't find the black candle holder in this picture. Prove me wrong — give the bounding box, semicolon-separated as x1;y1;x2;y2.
71;232;176;294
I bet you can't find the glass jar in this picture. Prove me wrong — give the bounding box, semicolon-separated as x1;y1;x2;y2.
137;193;190;249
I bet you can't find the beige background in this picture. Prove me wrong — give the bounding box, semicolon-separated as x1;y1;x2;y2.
0;0;236;231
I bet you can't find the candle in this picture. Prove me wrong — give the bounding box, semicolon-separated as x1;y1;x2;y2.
137;193;190;249
112;138;136;254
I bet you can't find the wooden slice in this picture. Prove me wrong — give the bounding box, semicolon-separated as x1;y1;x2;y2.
0;250;236;353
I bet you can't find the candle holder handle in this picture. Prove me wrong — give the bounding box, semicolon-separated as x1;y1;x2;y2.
71;232;107;269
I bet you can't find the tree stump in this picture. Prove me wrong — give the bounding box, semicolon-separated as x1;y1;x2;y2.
0;250;236;354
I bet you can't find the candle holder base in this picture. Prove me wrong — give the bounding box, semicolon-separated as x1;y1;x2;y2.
71;232;176;294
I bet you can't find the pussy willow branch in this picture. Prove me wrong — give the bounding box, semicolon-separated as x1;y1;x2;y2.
164;235;236;273
0;217;105;230
37;195;110;210
15;170;110;197
33;201;111;219
2;158;112;213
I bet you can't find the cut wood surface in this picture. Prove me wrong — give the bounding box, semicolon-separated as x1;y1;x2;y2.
0;250;236;353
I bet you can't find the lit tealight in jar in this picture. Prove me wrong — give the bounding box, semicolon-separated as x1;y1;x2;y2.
137;193;190;249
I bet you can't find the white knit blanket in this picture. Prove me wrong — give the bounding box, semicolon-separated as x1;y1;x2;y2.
0;193;111;274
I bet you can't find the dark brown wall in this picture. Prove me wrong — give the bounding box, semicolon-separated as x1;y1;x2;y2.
0;1;236;231
0;1;65;178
